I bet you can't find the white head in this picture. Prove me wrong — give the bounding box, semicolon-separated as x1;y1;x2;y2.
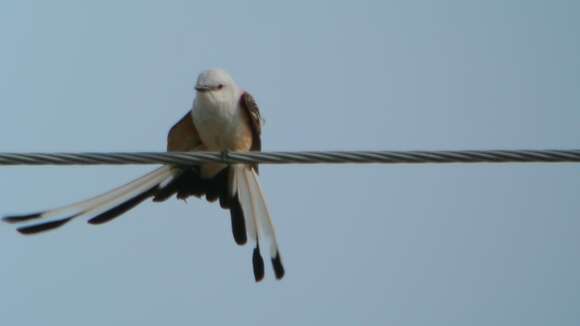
195;69;240;103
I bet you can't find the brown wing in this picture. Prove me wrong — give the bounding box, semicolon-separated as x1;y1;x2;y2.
240;92;262;152
240;92;263;174
167;111;203;152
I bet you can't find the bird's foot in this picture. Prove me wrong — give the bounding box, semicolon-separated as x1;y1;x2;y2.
220;150;230;164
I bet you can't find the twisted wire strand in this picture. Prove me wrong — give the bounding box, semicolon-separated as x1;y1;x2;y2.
0;149;580;166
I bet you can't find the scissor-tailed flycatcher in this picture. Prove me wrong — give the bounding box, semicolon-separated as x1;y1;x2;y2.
3;69;284;282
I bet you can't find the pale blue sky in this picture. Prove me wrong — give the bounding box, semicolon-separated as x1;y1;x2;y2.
1;1;579;325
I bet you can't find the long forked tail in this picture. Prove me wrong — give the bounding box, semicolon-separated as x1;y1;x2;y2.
3;166;176;234
233;165;285;281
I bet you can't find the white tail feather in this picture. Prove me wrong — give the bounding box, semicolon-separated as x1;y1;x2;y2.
243;168;262;243
34;166;174;221
235;165;257;243
234;165;281;258
246;169;280;258
80;166;175;219
158;169;179;189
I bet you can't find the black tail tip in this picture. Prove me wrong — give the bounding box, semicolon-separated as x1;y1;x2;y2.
230;203;247;246
233;230;248;246
16;217;73;235
3;213;42;223
272;252;285;280
252;246;265;282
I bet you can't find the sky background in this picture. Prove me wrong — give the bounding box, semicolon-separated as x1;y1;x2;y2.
1;1;579;325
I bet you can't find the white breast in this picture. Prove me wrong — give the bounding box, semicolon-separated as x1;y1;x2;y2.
192;93;251;152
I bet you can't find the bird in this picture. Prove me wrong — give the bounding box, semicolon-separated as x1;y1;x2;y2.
3;68;284;282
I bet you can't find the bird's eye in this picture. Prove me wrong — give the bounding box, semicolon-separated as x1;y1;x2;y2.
217;84;224;89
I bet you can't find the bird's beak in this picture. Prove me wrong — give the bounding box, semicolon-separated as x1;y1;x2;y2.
195;86;211;92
